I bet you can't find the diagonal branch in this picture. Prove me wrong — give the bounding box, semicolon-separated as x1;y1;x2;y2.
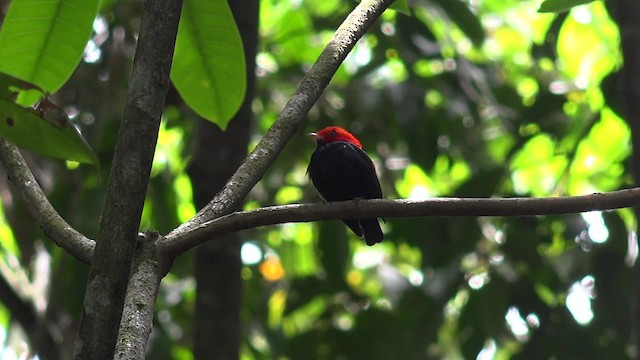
0;137;94;263
160;187;640;257
164;0;397;241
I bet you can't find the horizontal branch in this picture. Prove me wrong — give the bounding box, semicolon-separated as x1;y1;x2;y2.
160;187;640;257
0;137;94;263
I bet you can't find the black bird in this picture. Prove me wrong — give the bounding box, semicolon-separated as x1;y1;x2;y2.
307;126;384;245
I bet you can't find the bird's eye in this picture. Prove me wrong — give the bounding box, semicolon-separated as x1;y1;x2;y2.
329;131;336;136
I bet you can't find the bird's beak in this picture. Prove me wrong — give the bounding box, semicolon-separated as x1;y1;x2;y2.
307;132;320;140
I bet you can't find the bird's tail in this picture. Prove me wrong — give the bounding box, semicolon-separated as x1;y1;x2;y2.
344;219;363;238
360;219;383;246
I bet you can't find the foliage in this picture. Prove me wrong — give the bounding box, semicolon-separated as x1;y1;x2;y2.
0;0;244;163
0;0;100;93
0;0;636;359
171;0;246;128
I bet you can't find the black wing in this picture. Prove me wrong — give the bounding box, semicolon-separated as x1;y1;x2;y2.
308;141;383;202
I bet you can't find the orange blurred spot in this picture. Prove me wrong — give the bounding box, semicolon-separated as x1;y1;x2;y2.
260;257;285;281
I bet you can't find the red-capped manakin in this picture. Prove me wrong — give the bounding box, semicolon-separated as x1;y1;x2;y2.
307;126;384;245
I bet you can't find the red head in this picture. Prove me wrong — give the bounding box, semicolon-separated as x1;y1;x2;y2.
308;126;362;149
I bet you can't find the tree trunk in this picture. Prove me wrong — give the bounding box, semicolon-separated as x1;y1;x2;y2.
607;0;640;353
188;0;259;358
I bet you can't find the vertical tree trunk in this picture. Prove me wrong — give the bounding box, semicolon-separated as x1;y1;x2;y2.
608;0;640;353
188;0;259;358
74;0;182;358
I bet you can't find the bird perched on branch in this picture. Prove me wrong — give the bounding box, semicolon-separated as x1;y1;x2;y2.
307;126;384;245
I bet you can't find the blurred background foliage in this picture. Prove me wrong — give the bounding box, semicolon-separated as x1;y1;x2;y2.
0;0;637;359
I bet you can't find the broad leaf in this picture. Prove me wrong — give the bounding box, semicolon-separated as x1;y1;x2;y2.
0;99;97;164
0;0;100;93
171;0;246;129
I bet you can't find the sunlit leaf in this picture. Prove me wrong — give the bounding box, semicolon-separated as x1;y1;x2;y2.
171;0;246;129
270;224;317;277
538;0;596;13
396;164;436;199
305;0;344;16
260;0;318;65
556;3;620;87
510;134;567;195
0;205;18;256
171;345;196;360
152;120;187;175
275;186;303;205
0;99;97;163
173;174;196;222
568;107;630;193
0;0;100;93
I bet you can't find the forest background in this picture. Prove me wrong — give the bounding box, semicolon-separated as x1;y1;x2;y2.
1;0;640;359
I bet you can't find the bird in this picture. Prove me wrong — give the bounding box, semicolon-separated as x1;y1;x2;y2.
307;126;384;245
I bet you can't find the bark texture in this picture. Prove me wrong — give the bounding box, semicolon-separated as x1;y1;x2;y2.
73;0;183;358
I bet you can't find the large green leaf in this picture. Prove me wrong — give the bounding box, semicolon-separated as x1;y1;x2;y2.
171;0;246;129
0;98;97;164
0;0;100;93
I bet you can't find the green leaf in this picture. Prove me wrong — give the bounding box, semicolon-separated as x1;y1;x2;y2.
0;0;100;93
538;0;596;13
0;74;19;97
390;0;411;16
430;0;485;47
171;0;246;129
0;99;97;164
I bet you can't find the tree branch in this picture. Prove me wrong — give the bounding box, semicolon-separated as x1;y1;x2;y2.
161;187;640;257
0;137;94;263
164;0;397;241
73;0;182;358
